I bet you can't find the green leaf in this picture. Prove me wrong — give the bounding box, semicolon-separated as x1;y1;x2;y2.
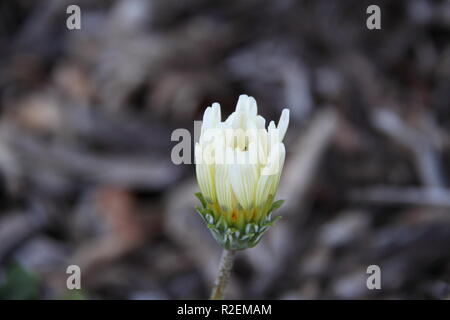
195;206;205;216
0;262;41;300
195;192;207;208
62;290;89;300
268;215;282;225
227;227;237;234
195;206;209;223
270;199;285;212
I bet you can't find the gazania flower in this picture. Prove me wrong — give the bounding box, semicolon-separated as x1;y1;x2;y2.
195;94;289;250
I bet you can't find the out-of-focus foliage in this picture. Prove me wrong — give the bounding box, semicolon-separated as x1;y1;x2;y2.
0;262;41;300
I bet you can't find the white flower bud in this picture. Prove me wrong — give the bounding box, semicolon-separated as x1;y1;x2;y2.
195;95;289;250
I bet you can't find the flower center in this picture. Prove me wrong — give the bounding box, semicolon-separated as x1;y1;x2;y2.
231;129;250;151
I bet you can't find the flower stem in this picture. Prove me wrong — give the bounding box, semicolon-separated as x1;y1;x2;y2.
210;249;236;300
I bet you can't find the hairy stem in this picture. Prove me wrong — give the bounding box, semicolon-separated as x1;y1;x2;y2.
210;249;236;300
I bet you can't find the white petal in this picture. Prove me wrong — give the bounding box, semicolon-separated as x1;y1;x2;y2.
194;142;202;164
235;94;249;113
266;121;277;155
211;102;222;123
201;107;212;133
195;162;215;203
224;112;235;128
215;164;233;212
257;130;268;166
247;96;257;117
195;142;216;202
231;110;244;130
254;173;278;208
261;142;285;176
229;160;258;210
277;108;290;141
255;143;285;207
268;121;276;131
246;119;258;145
255;115;266;129
213;133;226;164
247;141;259;169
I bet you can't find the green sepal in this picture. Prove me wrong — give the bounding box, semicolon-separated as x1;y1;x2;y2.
194;192;285;250
195;192;208;208
270;200;285;212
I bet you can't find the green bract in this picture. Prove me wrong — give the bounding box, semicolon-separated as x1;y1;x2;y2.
195;192;283;250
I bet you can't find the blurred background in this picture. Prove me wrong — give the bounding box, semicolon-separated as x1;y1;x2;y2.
0;0;450;299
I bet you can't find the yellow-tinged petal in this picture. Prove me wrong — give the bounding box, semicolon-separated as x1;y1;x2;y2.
229;154;258;210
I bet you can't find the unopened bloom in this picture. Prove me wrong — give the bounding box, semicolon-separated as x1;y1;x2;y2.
195;94;289;250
